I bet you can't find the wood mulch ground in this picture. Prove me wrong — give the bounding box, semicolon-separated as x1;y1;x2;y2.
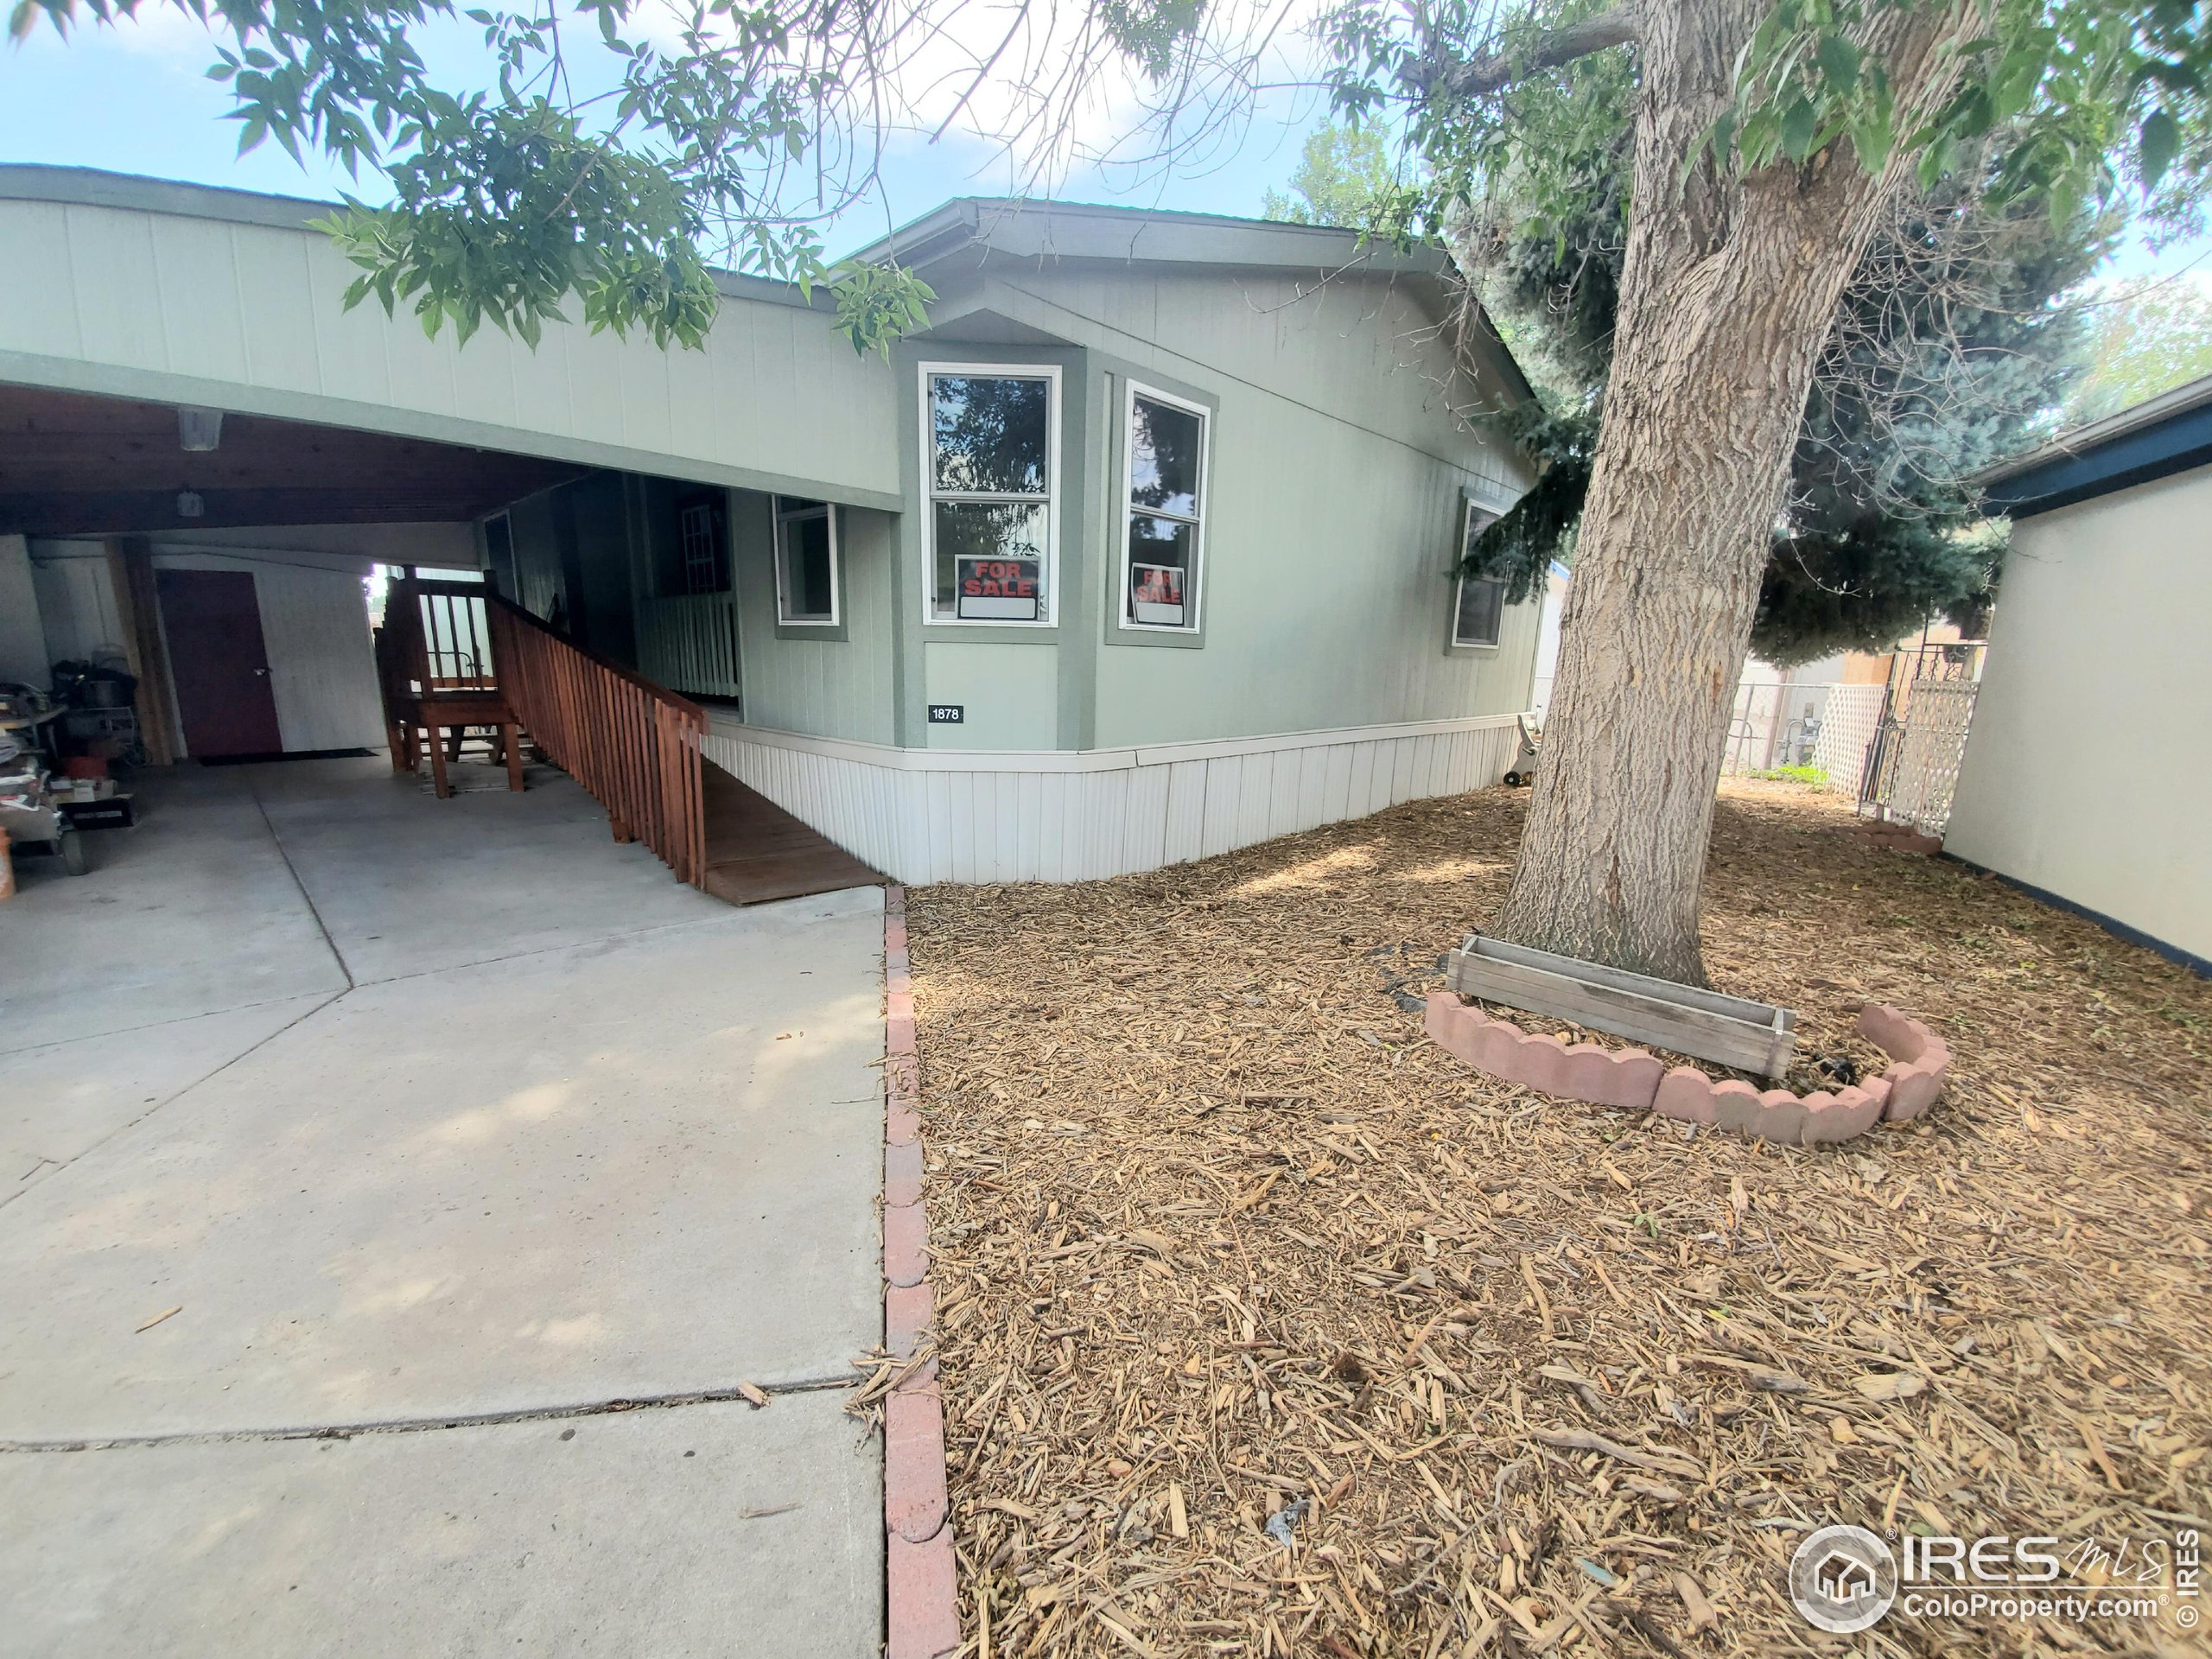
904;780;2211;1658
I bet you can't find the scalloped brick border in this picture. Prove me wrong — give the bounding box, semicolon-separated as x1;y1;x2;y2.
882;886;960;1659
1424;990;1949;1146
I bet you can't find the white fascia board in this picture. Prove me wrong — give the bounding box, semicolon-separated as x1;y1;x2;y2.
706;709;1528;773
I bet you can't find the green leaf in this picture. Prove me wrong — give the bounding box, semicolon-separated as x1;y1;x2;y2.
1780;96;1819;162
1814;32;1859;95
2139;109;2179;193
1916;131;1954;190
1848;106;1891;171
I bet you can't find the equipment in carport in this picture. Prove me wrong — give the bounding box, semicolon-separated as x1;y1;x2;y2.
51;659;137;711
0;698;89;877
1503;715;1542;788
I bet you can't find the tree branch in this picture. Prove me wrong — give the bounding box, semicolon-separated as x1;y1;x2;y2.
1410;6;1643;100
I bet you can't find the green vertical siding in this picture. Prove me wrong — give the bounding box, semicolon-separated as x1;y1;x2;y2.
1092;378;1536;746
919;641;1059;749
0;175;1542;760
501;490;569;624
0;184;905;508
732;491;899;743
564;474;636;663
939;266;1540;749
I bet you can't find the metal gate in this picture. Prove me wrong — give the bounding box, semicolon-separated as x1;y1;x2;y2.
1857;640;1986;836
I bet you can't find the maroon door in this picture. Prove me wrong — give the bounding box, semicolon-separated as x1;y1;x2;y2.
156;569;283;759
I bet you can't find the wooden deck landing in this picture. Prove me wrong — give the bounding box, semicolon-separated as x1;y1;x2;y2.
700;759;884;906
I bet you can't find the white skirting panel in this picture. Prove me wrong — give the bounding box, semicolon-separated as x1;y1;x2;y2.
702;713;1525;885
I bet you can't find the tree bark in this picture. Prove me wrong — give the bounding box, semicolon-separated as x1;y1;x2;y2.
1491;0;1972;984
1428;8;1643;99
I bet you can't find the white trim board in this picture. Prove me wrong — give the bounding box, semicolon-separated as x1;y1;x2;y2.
706;709;1524;772
918;360;1063;629
1116;378;1211;636
703;710;1527;884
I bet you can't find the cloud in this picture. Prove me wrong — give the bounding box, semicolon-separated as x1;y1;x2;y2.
13;2;226;60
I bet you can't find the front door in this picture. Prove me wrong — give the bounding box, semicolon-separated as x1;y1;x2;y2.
156;569;283;759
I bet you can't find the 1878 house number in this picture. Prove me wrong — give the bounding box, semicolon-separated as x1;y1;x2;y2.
927;705;964;724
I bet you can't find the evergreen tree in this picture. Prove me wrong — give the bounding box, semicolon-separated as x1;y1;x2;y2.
1434;47;2111;664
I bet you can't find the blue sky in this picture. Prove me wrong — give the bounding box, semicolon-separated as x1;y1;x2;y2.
0;10;1334;257
3;10;2203;283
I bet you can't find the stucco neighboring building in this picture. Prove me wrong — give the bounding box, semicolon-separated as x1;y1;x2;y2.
0;167;1543;884
1959;375;2212;971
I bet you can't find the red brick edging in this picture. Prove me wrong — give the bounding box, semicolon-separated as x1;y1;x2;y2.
881;887;960;1659
1424;991;1948;1145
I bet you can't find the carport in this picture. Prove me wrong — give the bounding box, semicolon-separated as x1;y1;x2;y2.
0;164;906;1655
0;753;887;1656
0;162;895;903
3;379;577;761
1;378;880;903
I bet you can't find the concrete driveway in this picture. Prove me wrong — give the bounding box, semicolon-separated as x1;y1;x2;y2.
0;757;886;1656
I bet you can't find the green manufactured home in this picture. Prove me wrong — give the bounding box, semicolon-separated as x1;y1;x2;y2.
0;167;1540;883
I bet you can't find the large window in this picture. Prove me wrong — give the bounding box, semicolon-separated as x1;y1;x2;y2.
1119;382;1209;632
1452;499;1505;648
773;498;839;626
923;365;1058;625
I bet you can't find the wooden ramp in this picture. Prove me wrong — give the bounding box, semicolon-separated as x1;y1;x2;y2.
700;759;884;906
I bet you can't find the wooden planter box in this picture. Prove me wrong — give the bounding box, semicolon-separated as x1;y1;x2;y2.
1445;934;1796;1079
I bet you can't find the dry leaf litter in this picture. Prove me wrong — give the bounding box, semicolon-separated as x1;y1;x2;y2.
899;780;2212;1658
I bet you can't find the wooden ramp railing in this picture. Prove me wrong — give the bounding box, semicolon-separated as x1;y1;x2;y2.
485;592;709;888
376;577;499;702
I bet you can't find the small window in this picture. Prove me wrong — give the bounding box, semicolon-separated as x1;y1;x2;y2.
923;365;1058;625
1120;384;1209;632
677;492;729;595
1452;500;1504;648
774;498;839;626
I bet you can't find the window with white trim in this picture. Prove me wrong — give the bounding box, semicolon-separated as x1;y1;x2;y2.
677;491;729;595
923;365;1058;625
1452;499;1505;648
773;497;839;626
1119;382;1208;632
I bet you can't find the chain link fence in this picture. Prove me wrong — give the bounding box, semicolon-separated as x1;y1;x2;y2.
1721;681;1885;795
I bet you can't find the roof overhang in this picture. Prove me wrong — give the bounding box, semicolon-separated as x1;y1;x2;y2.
851;197;1538;407
0;164;827;313
1;165;1537;411
1976;372;2212;518
849;195;1457;281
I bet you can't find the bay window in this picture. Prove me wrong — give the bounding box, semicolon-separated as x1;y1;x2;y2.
923;365;1058;625
1119;382;1209;632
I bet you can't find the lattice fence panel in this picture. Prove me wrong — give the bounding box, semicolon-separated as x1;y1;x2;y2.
1814;685;1885;796
1887;681;1979;836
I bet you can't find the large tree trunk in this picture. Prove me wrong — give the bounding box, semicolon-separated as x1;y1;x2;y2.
1492;0;1969;984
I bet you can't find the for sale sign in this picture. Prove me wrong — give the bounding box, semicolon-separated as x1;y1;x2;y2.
957;556;1041;620
1130;562;1185;626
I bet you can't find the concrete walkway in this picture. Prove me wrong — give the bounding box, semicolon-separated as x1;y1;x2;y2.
0;758;885;1656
